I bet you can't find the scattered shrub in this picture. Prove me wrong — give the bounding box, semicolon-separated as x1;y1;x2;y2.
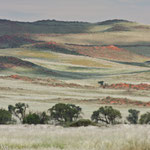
139;112;150;124
0;109;12;124
23;112;49;125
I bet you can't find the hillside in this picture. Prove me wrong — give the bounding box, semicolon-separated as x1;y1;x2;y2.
0;56;111;79
25;41;148;62
0;56;36;69
1;19;150;57
0;35;37;48
64;44;147;62
0;56;65;77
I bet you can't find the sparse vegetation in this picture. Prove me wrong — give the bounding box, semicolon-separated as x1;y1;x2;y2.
2;103;150;126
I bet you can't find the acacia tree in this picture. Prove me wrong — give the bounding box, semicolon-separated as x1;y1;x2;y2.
91;106;122;124
127;109;140;124
48;103;82;123
8;103;29;123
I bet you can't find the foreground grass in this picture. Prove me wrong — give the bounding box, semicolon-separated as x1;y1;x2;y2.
0;125;150;150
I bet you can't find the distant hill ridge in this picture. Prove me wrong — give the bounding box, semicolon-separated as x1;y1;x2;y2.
0;19;133;35
0;18;130;24
97;19;131;25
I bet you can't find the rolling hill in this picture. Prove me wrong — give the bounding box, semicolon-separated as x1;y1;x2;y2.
1;19;150;57
0;56;108;79
0;18;150;120
0;35;37;48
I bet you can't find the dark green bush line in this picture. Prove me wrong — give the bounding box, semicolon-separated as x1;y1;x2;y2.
0;103;150;126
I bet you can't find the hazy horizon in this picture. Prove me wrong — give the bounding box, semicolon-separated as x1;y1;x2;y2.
0;0;150;24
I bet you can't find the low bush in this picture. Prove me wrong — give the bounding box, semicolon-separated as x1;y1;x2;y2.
23;112;49;125
23;113;40;125
0;109;12;124
139;112;150;124
68;119;96;127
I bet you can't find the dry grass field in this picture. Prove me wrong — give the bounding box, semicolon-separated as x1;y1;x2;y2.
0;125;150;150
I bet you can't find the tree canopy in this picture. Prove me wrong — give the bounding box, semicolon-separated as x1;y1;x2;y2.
48;103;82;123
8;103;29;123
91;106;122;124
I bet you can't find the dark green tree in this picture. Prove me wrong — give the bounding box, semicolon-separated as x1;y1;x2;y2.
23;113;40;124
39;112;49;124
127;109;140;124
139;112;150;124
23;111;49;125
0;109;12;124
91;106;122;124
8;103;29;123
48;103;82;123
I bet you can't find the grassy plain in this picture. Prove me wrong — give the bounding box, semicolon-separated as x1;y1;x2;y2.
0;125;150;150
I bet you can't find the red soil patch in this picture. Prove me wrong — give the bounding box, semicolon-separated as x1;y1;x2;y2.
102;83;150;90
51;97;150;107
66;44;140;62
2;75;93;89
99;96;150;107
101;45;121;51
47;41;57;45
9;75;33;81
